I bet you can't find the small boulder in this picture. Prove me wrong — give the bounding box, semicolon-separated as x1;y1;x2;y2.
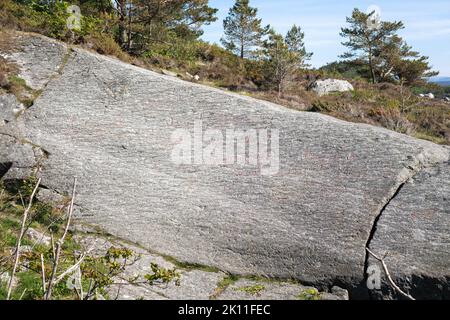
426;93;435;99
27;227;52;246
311;79;354;96
36;188;66;207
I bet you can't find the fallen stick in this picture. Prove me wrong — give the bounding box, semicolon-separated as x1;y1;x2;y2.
366;248;415;300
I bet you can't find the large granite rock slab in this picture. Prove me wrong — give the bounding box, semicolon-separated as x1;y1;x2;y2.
1;33;449;299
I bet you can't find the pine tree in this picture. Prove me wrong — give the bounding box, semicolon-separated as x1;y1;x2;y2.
378;35;438;84
262;26;312;96
341;8;437;84
340;8;403;83
285;25;313;65
221;0;269;59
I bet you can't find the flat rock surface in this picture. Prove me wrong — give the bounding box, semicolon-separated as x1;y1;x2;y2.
1;33;449;299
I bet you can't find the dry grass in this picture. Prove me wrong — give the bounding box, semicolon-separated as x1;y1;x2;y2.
243;80;449;145
0;31;19;94
82;33;133;64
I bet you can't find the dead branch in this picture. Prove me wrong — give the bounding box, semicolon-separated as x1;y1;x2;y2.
366;248;416;300
6;178;41;300
53;249;91;286
40;254;46;294
45;177;77;300
19;288;27;300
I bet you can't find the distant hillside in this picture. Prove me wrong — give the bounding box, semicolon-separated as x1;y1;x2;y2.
429;77;450;86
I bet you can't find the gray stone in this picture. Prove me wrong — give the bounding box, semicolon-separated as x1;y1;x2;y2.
0;94;24;126
26;227;51;246
368;161;450;300
1;33;449;299
0;133;36;180
36;188;66;207
311;79;354;96
8;33;68;91
330;286;350;300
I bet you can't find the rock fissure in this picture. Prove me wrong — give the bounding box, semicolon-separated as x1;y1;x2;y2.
363;180;408;296
361;149;450;299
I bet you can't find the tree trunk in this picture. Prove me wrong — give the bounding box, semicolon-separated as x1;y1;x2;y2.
368;50;377;84
127;3;132;51
117;0;127;48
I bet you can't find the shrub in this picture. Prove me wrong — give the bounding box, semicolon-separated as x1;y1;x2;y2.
368;106;415;135
84;33;131;62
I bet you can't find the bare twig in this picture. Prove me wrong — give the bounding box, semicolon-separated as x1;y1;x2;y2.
50;233;55;259
19;288;27;300
45;177;77;300
53;249;90;286
366;248;416;300
40;254;46;294
6;178;41;300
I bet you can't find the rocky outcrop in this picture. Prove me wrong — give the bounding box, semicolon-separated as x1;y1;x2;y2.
311;79;354;96
1;32;449;299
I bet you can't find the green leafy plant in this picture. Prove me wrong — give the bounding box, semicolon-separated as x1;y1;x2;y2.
235;284;265;296
144;263;181;286
298;288;322;300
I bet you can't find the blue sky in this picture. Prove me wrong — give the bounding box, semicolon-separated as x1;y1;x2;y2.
201;0;450;76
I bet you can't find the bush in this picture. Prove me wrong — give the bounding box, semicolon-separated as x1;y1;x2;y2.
84;32;131;62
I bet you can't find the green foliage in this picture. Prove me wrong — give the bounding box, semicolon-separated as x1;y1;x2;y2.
340;8;404;84
144;263;181;286
320;60;370;80
14;272;43;300
235;284;265;296
221;0;269;58
261;26;311;95
340;8;437;84
217;275;239;289
112;0;217;51
81;246;134;296
298;288;322;300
